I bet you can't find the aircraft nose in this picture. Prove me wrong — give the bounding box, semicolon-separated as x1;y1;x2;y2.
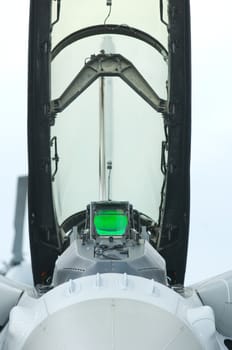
21;298;203;350
5;274;208;350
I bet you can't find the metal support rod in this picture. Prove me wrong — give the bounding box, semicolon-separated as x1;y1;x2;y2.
105;75;113;200
103;36;114;201
107;161;112;201
99;77;106;200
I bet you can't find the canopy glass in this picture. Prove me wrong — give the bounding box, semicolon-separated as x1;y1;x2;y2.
50;0;169;225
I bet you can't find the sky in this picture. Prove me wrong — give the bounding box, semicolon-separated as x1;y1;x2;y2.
0;1;231;285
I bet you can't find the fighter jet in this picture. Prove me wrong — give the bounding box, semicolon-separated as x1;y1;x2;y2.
0;0;232;349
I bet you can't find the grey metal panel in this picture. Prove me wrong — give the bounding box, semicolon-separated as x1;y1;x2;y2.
52;239;167;286
0;277;23;327
195;271;232;338
12;176;28;265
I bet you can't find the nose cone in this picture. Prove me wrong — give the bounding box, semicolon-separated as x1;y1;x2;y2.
22;298;202;350
6;274;205;350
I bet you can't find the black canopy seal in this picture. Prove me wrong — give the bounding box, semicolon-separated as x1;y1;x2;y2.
157;0;191;285
51;24;168;61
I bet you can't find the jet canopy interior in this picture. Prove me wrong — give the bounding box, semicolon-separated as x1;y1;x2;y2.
28;0;191;285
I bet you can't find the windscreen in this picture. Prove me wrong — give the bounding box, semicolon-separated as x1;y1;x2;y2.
50;0;169;224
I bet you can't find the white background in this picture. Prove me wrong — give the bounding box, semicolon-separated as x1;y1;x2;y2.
0;1;231;285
